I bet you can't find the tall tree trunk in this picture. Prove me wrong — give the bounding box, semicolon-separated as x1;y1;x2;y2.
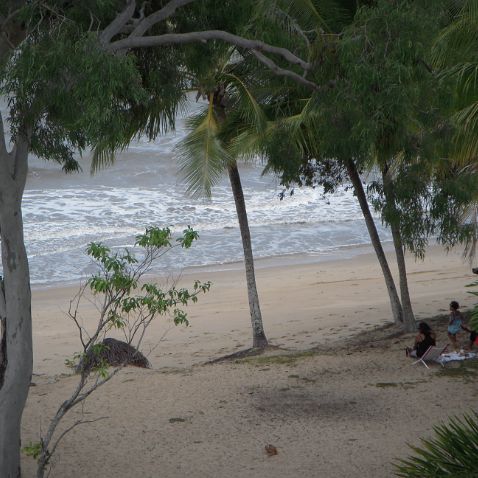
0;138;32;478
381;166;416;332
228;163;268;348
345;159;404;325
212;90;268;349
389;221;416;331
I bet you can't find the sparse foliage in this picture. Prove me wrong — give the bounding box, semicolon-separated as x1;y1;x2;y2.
30;226;210;478
394;412;478;477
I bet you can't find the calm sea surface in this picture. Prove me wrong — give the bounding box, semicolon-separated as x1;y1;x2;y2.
5;98;393;286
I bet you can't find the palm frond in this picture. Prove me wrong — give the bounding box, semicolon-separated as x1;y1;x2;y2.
228;120;276;160
433;0;478;67
440;62;478;99
452;100;478;162
176;100;232;198
394;412;478;477
224;73;268;133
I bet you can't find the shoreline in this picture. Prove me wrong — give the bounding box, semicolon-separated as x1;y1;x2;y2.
30;239;394;291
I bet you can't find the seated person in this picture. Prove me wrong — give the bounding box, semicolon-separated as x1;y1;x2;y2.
406;322;436;358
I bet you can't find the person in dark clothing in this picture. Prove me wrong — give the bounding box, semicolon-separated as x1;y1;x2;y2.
461;323;478;350
406;322;436;358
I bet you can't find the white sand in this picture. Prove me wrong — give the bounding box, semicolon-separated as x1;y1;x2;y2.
21;245;478;477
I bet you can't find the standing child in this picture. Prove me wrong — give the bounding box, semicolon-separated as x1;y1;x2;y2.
448;301;464;351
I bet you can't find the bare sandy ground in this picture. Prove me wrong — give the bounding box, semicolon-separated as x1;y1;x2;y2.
21;245;478;477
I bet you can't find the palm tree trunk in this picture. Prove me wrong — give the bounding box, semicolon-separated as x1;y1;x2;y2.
227;162;268;348
389;221;416;331
0;139;32;478
381;166;415;332
212;92;268;349
345;159;404;325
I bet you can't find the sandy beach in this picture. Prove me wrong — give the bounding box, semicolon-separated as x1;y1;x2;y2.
22;245;478;477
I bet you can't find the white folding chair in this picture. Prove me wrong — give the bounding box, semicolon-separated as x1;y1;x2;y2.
412;344;449;368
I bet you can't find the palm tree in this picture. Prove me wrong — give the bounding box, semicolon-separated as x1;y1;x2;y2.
433;0;478;163
176;0;345;348
177;71;270;348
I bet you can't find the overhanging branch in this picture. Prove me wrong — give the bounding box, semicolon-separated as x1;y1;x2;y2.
99;0;136;45
250;50;318;91
107;30;312;72
130;0;197;38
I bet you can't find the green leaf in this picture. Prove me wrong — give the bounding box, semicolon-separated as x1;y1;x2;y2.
177;100;233;198
22;442;42;460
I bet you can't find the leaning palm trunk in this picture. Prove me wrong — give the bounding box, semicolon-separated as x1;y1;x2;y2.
345;159;404;325
212;95;268;349
389;221;415;331
0;139;33;478
228;162;268;348
381;167;415;331
180;93;269;349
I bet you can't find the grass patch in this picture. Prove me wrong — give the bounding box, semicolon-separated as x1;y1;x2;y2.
237;350;316;366
374;382;398;388
169;417;187;423
438;359;478;383
373;381;422;389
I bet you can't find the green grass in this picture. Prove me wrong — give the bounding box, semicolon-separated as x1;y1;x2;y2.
237;350;317;366
438;359;478;383
373;381;422;389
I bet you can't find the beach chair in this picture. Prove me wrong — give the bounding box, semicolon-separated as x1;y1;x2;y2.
412;344;448;368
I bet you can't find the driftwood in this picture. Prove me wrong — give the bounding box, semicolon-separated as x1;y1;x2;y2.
77;338;150;373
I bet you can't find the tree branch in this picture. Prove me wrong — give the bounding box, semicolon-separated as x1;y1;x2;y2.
47;417;108;463
107;30;312;72
130;0;197;38
99;0;136;45
0;2;29;35
250;50;318;91
0;113;7;157
0;279;6;390
12;134;29;192
70;368;121;408
0;145;15;192
0;278;5;320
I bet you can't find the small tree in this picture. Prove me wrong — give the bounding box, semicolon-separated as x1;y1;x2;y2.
24;226;210;478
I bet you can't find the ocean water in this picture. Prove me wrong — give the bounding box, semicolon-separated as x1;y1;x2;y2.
6;98;393;286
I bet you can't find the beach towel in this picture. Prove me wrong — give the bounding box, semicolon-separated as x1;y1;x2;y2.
437;352;477;364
